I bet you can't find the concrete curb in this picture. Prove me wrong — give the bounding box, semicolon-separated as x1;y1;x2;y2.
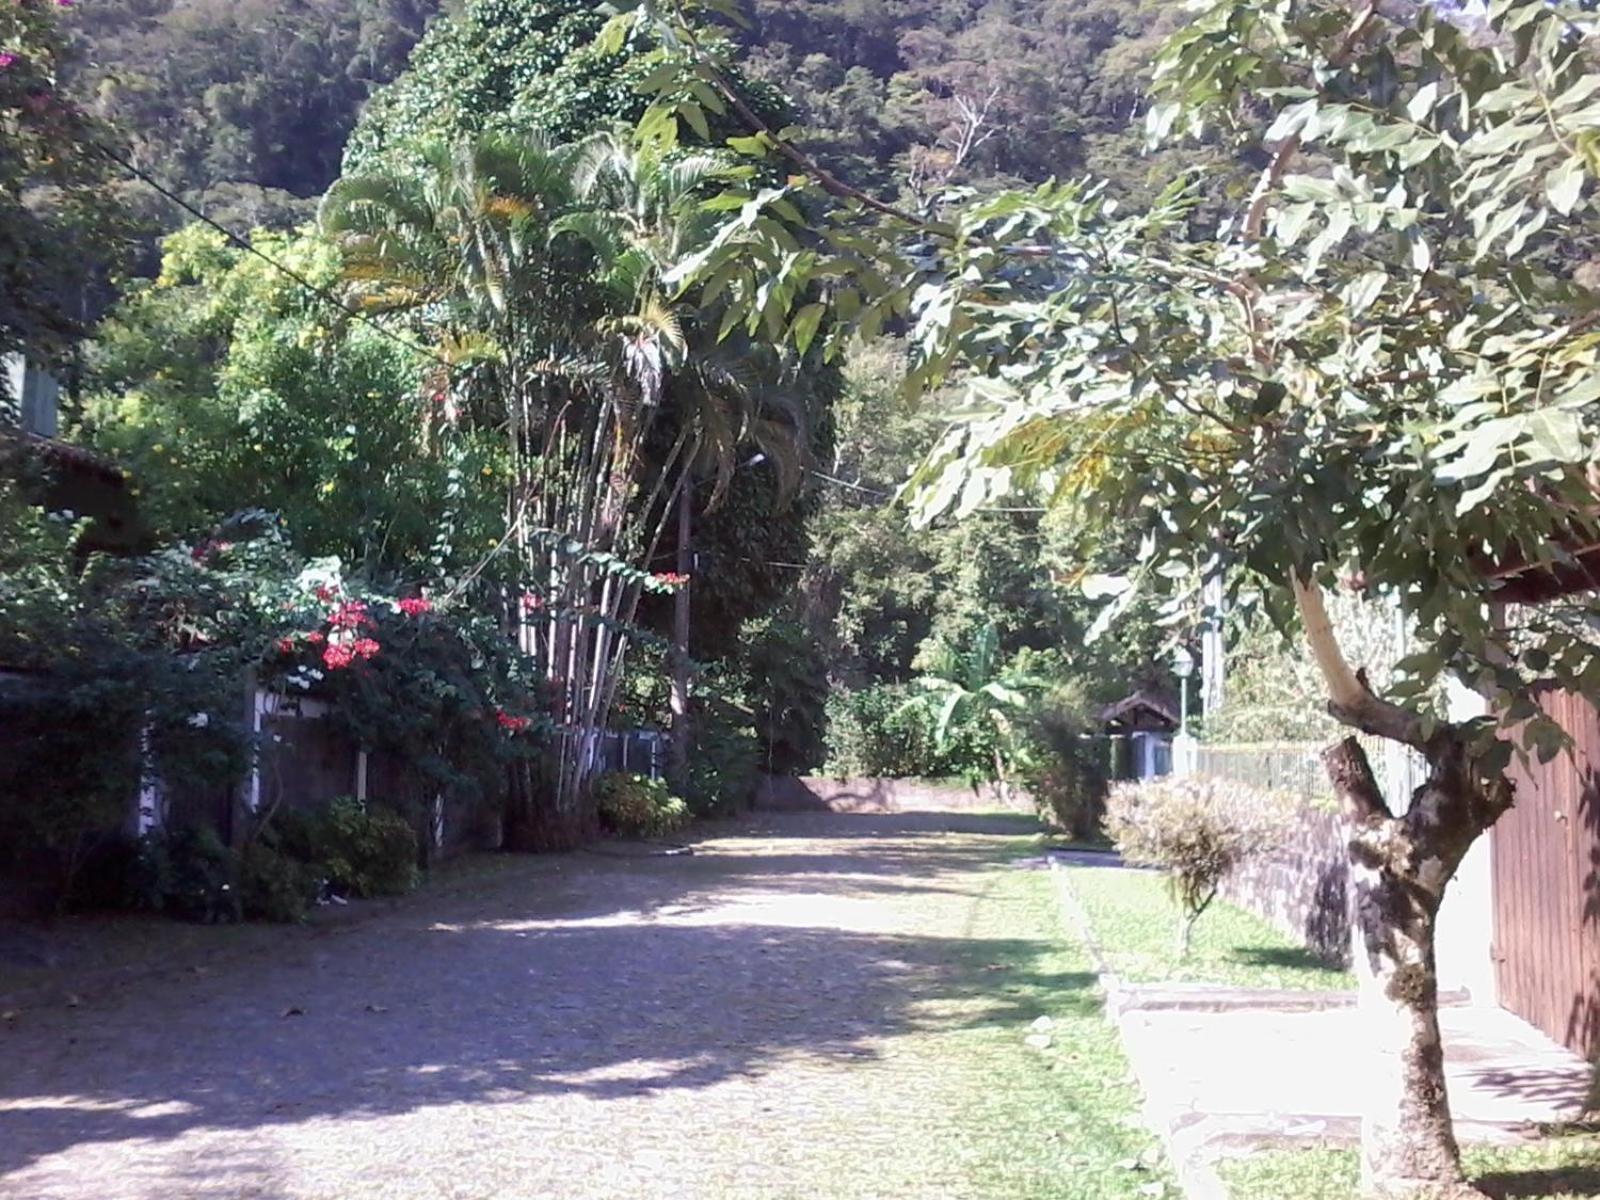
1050;859;1232;1200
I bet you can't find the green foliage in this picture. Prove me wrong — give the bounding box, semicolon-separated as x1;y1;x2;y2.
345;0;786;172
64;0;438;203
683;687;763;816
593;772;690;837
735;605;830;774
0;0;134;366
1015;680;1110;839
1103;777;1287;953
283;797;420;898
131;826;242;923
0;483;266;906
823;681;999;782
85;224;497;567
237;837;320;923
735;0;1186;199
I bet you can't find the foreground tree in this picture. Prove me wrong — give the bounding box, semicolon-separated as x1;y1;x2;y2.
900;4;1600;1195
615;0;1600;1192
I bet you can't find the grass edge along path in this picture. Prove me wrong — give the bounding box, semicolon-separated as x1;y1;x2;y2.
924;845;1177;1198
1062;864;1354;991
1218;1135;1600;1200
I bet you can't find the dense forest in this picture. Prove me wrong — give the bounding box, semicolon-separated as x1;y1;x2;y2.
65;0;1180;215
36;0;1184;802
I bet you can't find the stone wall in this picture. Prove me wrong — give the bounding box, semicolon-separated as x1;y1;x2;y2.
754;775;1035;815
1218;802;1353;966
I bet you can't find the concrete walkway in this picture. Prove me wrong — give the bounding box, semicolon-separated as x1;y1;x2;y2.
1118;990;1591;1167
1058;860;1593;1196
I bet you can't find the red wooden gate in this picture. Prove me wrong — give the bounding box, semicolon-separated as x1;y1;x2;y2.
1492;689;1600;1057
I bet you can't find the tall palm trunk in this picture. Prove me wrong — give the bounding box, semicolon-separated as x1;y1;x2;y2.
669;484;692;787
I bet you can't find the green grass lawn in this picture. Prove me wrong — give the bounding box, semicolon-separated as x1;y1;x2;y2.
1063;865;1354;991
851;850;1179;1198
1219;1133;1600;1200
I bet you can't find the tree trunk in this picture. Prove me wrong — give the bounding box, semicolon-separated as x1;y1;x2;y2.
1323;735;1509;1200
1351;854;1464;1196
668;486;692;788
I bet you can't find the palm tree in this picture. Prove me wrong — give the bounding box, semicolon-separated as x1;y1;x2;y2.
320;134;665;845
564;129;816;784
319;130;817;829
899;623;1043;802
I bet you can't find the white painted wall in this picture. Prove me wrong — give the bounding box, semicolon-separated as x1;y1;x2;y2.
1432;676;1497;1003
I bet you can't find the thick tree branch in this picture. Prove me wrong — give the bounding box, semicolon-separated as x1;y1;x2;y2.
1323;735;1392;821
1293;573;1429;748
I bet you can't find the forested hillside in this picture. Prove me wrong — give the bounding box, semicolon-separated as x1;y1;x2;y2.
66;0;1177;217
63;0;439;221
29;0;1189;806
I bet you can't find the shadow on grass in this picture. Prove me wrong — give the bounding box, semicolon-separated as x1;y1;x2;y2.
1229;944;1342;975
1477;1163;1600;1198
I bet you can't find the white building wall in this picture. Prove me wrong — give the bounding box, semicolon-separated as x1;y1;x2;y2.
1432;676;1497;1002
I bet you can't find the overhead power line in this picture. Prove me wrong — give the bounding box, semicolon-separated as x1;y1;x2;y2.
93;140;455;372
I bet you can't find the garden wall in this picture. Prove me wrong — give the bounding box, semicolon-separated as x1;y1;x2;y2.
1217;799;1353;966
754;775;1035;814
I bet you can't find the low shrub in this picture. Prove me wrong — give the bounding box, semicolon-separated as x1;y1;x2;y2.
1029;754;1110;840
238;838;320;922
131;826;241;923
308;798;419;898
1103;776;1288;957
594;773;691;838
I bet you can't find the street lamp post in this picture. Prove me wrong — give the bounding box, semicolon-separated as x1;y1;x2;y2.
1172;644;1195;735
1171;644;1196;778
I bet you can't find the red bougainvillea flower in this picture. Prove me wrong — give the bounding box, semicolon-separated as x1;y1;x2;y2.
275;637;296;655
305;631;327;646
652;572;691;587
322;643;355;670
398;596;431;617
314;584;338;603
520;591;543;612
352;638;381;660
495;709;532;733
329;600;373;631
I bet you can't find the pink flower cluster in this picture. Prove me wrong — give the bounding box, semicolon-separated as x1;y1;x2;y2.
398;596;432;617
521;591;544;612
329;599;374;631
653;571;690;587
496;710;531;734
323;638;380;670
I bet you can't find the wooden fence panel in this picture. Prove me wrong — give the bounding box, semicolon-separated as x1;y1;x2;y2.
1492;689;1600;1057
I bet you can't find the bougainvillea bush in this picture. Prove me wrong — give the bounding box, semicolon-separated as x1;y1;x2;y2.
593;772;690;838
0;493;549;910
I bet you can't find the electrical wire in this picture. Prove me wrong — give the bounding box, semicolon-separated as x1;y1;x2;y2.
92;140;456;372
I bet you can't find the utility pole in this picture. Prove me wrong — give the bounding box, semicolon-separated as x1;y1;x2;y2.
668;483;692;786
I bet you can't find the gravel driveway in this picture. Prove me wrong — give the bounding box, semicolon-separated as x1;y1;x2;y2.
0;811;1070;1200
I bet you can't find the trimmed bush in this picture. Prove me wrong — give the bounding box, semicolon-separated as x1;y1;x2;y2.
594;773;691;838
238;839;320;922
1103;776;1288;956
309;798;420;898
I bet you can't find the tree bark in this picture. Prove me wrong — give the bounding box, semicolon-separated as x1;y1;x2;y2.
1323;735;1509;1199
1348;826;1463;1196
668;485;692;787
